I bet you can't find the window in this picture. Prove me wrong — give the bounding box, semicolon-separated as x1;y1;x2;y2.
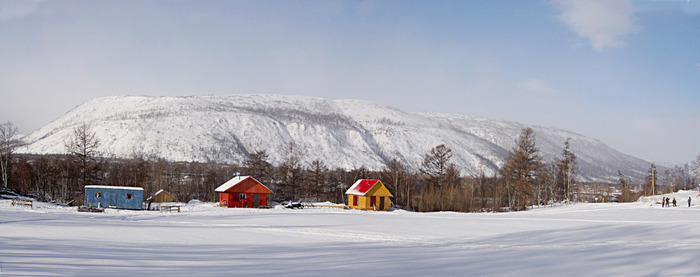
95;192;101;198
239;193;246;200
126;193;133;200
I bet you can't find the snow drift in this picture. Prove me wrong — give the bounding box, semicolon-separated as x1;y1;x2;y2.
3;193;700;276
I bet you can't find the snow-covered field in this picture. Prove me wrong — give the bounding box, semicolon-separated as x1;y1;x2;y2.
3;192;700;276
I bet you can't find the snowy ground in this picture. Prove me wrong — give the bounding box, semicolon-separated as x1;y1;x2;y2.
2;191;700;276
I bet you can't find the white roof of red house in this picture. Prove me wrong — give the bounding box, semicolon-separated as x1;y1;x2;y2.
345;179;380;196
215;176;271;193
215;176;248;192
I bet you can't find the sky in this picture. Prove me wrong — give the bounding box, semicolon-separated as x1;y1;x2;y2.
0;0;698;164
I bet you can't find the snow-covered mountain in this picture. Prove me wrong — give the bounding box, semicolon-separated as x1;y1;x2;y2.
20;95;652;182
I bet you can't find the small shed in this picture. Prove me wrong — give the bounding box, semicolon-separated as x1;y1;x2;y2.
146;189;176;210
346;179;393;211
215;176;272;208
84;185;144;210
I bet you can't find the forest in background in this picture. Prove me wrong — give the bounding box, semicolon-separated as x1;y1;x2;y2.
2;121;699;212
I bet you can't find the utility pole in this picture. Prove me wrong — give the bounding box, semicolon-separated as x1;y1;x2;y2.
650;164;656;196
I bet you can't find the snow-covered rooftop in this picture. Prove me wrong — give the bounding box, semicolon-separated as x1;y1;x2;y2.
84;185;143;191
146;189;168;201
215;176;263;192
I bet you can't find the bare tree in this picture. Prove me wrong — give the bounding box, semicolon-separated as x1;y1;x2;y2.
64;123;102;189
1;121;20;188
381;158;409;208
542;163;558;206
350;165;371;181
617;170;636;202
421;144;457;187
557;138;577;203
664;164;695;192
692;154;700;182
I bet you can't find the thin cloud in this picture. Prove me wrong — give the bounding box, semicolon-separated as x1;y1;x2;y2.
552;0;638;51
517;79;559;96
0;0;44;21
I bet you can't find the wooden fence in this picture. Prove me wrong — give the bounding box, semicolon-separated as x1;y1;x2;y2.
12;199;33;208
160;205;181;212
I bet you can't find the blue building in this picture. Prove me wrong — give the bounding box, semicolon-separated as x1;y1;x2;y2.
84;185;144;210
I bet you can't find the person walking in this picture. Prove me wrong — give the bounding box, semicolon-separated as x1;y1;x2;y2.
662;197;665;207
672;198;677;207
689;197;692;207
666;197;670;207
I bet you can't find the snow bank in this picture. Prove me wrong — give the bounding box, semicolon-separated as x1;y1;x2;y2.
637;189;699;206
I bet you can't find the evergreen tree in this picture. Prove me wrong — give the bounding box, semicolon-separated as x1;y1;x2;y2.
499;128;543;210
245;150;271;183
308;159;327;202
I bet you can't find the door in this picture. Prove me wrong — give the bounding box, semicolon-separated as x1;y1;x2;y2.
352;195;358;206
253;194;260;208
379;197;385;210
370;196;376;209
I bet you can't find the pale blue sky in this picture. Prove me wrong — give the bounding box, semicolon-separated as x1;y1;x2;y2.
1;0;698;163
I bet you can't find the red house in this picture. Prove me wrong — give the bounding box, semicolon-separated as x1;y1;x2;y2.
215;176;272;208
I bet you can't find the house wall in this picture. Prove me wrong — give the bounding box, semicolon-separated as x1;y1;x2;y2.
220;192;269;208
348;195;357;209
348;195;392;211
366;182;393;197
151;192;174;203
85;188;143;210
347;195;368;210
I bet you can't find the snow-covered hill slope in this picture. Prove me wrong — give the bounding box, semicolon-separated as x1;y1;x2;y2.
20;95;651;182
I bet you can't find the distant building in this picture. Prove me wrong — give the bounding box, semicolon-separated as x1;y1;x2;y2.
146;189;176;210
215;176;272;208
84;185;144;210
346;179;393;211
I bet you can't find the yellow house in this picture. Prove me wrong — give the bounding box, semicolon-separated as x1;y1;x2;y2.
346;179;393;211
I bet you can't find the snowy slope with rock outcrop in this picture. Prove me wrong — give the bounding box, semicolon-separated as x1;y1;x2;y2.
19;95;652;182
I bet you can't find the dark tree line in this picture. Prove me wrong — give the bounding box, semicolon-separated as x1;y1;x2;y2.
413;128;583;212
3;121;698;212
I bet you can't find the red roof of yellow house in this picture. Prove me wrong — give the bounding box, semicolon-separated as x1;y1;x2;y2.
345;179;392;197
346;179;377;195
